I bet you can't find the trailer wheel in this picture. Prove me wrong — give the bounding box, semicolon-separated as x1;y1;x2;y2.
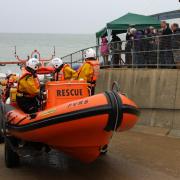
5;137;19;168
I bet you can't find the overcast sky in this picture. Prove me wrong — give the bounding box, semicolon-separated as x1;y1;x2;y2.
0;0;179;34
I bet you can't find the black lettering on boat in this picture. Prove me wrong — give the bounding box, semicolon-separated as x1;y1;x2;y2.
57;89;83;96
62;89;65;96
66;89;70;96
79;89;82;96
70;89;74;96
67;99;89;108
57;90;61;96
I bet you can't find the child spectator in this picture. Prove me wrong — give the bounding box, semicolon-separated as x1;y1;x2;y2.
100;36;109;65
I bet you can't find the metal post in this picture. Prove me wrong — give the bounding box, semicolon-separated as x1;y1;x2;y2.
82;50;84;63
107;29;112;66
70;54;73;67
132;39;134;68
53;46;56;57
96;37;99;60
96;37;99;46
107;28;111;43
157;36;160;69
96;46;99;60
14;46;17;58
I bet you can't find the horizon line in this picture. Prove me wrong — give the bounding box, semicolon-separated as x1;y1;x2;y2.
0;32;95;35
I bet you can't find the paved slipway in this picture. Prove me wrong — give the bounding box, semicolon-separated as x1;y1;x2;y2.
0;131;180;180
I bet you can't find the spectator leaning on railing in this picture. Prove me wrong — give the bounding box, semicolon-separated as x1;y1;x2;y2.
133;30;145;68
127;28;137;66
171;23;180;69
110;33;122;67
125;28;134;67
143;26;157;67
159;21;174;68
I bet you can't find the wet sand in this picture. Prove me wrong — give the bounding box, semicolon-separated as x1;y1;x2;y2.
0;131;180;180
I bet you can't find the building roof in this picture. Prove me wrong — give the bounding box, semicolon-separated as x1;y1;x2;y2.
151;9;180;20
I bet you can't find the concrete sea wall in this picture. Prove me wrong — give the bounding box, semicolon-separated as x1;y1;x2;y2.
96;69;180;136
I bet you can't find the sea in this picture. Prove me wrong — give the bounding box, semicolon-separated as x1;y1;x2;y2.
0;33;95;74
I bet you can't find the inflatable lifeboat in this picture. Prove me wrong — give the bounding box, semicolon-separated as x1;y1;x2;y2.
0;68;140;168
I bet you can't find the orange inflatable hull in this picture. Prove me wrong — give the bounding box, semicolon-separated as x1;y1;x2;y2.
6;91;140;163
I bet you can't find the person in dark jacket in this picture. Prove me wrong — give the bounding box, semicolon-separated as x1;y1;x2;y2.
144;27;157;67
171;23;180;68
133;30;144;67
110;33;122;67
159;21;174;68
125;28;133;66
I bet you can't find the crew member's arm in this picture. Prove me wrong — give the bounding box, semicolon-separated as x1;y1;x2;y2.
66;66;78;80
25;76;40;95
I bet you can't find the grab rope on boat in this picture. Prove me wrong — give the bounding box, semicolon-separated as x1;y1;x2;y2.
112;92;120;133
104;90;123;132
111;81;128;97
111;81;120;92
111;81;121;133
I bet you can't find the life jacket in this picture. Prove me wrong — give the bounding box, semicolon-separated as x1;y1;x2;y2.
17;69;40;97
2;74;18;102
78;59;100;82
55;64;70;81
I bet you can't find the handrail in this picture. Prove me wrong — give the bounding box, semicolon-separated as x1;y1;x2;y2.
61;44;100;59
61;33;180;69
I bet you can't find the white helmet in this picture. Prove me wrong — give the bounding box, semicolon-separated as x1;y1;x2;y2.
51;58;63;69
26;58;40;71
84;48;96;59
